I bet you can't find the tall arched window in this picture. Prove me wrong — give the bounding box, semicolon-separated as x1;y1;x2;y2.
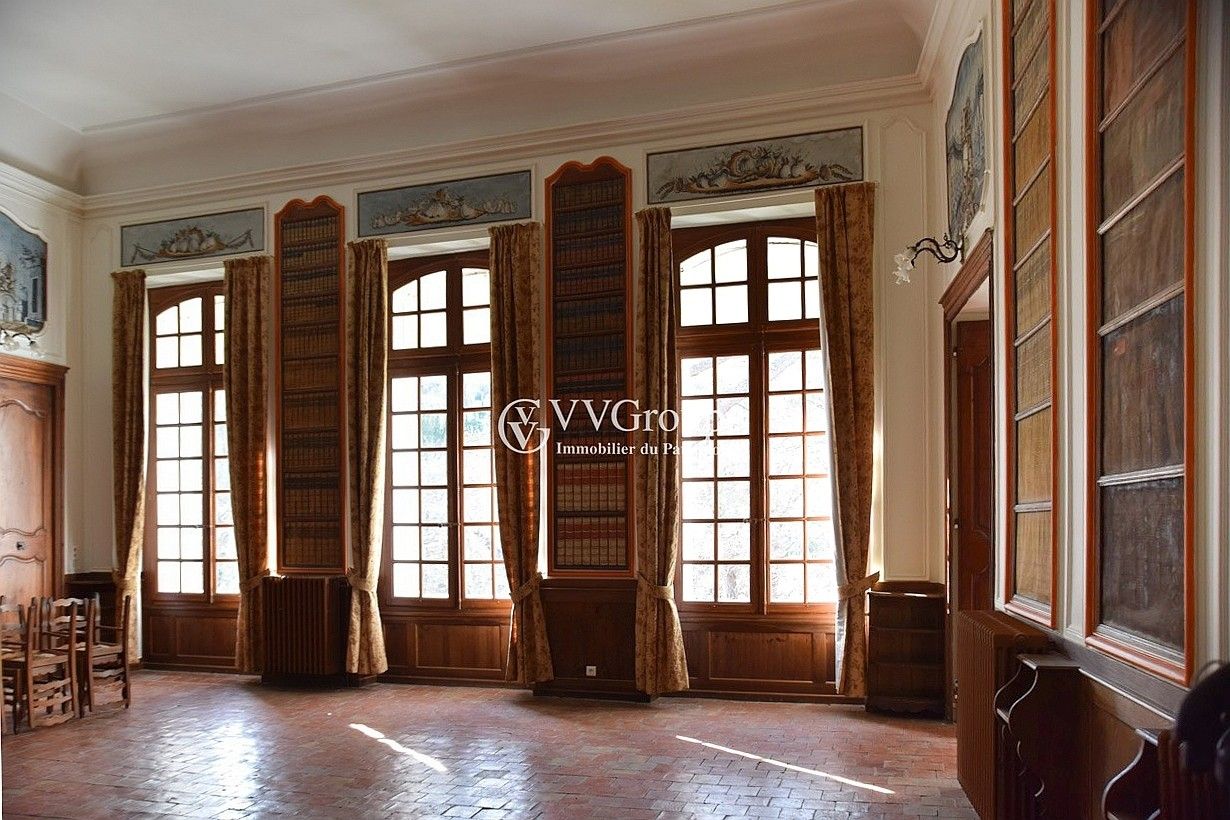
382;252;508;607
674;219;837;611
146;282;238;599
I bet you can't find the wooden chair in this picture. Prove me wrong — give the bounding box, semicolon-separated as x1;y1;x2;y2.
1;598;77;731
75;594;132;715
1;602;26;733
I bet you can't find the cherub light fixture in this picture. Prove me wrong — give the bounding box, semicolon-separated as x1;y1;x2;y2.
892;233;964;284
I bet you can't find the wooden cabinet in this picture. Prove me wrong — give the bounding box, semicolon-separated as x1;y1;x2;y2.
544;157;634;575
273;196;348;574
866;584;946;715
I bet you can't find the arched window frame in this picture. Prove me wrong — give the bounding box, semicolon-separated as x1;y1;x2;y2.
144;280;237;603
380;251;509;613
673;217;838;615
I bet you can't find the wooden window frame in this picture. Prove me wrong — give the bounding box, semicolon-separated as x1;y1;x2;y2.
673;218;837;617
380;251;509;616
1083;0;1197;685
144;280;236;605
1001;0;1059;627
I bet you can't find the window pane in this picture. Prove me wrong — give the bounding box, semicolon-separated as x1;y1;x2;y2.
767;237;802;279
216;562;240;595
155;306;179;336
680;288;712;326
461;268;490;307
419;271;447;310
770;564;804;603
420;311;447;347
681;357;714;396
713;240;747;282
463;307;490;345
768;282;802;321
717;564;750;602
178;298;203;333
683;563;715;602
679;249;711;286
714;285;748;324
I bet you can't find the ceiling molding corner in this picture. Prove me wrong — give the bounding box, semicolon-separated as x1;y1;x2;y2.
914;0;965;95
0;161;85;218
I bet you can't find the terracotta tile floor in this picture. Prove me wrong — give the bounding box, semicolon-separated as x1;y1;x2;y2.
2;671;975;819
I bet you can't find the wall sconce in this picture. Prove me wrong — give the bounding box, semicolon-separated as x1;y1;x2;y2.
0;326;43;357
892;233;964;284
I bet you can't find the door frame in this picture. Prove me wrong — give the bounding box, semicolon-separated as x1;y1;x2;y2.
0;351;68;601
938;229;994;713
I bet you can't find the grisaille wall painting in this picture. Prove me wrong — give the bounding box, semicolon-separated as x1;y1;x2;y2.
646;127;863;205
0;208;48;332
358;170;533;237
120;207;264;267
946;31;987;242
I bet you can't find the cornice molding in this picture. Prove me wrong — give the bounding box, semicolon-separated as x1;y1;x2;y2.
915;0;967;96
82;73;929;218
0;162;85;218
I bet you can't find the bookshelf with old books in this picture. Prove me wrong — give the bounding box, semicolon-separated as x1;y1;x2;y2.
274;195;348;574
545;157;634;575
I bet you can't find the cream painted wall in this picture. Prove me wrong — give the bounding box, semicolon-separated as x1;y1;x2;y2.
0;164;85;572
66;98;940;588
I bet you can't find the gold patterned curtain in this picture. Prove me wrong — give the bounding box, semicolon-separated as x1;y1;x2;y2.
345;238;390;675
632;207;689;696
111;269;147;659
223;255;271;674
489;222;553;685
815;182;879;697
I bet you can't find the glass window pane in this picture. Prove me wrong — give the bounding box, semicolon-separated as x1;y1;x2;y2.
216;527;237;560
155;306;178;336
770;478;804;518
420;413;448;447
680;288;712;326
768;282;803;321
156;528;179;559
462;268;490;306
679;250;711;286
392;525;419;561
714;356;749;394
717;564;750;603
419;271;447;310
420;376;447;410
392;281;418;314
768;352;803;391
420;489;448;523
768;394;803;433
393;563;420;598
463;410;490;446
715;438;748;477
179;561;204;594
682;398;715;438
714;285;748;324
420;451;447;486
806;563;837;603
421;564;449;598
155;393;179;424
714;240;747;282
157;561;181;593
683;563;715;602
463;307;490;345
463;372;491;408
465;563;493;599
769;436;804;476
716;523;750;560
419;311;447;347
770;521;805;560
715;480;749;520
682;481;714;519
767;237;802;279
391;377;418;412
216;562;240;595
463;448;491;484
179;334;203;367
155;336;179;369
464;526;493;561
421;525;448;560
392;314;418;349
681;357;714;396
682;523;714;561
770;564;805;603
178;298;203;333
682;439;714;479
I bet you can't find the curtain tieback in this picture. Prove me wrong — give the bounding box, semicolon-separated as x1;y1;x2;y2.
636;574;674;602
345;569;378;594
511;572;543;605
244;569;272;593
837;572;879;601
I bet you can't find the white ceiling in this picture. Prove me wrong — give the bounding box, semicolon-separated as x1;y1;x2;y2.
0;0;941;194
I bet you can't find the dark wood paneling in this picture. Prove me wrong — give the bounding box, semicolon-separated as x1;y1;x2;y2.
680;613;839;700
380;613;510;682
534;577;642;699
1101;170;1184;320
143;602;238;671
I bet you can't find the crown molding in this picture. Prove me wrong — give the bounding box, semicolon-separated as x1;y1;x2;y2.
0;161;85;217
81;72;929;218
914;0;965;95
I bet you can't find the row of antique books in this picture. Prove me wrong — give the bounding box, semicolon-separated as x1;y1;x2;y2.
280;216;338;246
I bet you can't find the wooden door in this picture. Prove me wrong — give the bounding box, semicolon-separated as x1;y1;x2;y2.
953;320;994;612
0;358;64;607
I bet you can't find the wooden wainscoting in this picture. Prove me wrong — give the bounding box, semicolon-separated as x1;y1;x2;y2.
534;577;642;700
143;600;238;672
679;610;841;701
382;612;511;685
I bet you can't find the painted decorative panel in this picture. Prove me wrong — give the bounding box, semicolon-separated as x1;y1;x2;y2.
356;170;532;237
120;208;264;267
946;33;987;239
0;209;47;332
646;128;863;205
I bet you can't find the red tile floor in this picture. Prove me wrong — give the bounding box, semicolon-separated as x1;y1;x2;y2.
2;671;976;819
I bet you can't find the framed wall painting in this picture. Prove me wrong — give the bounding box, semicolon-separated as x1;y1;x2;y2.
120;207;264;267
357;170;532;237
646;127;863;205
946;31;988;242
0;207;48;333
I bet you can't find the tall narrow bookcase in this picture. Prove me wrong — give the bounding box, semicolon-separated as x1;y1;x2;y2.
545;157;634;575
274;196;348;574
